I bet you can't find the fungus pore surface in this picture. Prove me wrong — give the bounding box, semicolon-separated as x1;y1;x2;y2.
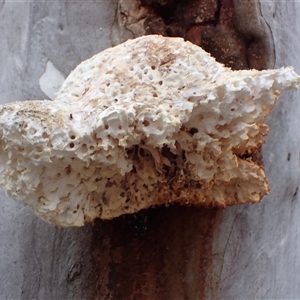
0;35;299;227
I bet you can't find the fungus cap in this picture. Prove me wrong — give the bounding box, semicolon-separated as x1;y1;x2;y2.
0;35;299;227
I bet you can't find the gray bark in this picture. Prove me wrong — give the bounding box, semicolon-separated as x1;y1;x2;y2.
215;2;300;298
1;1;300;299
0;2;117;299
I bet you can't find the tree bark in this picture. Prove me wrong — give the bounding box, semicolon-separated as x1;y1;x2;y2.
1;1;300;299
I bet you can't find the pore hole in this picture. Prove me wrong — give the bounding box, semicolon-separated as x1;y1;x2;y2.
189;128;199;135
106;155;114;162
35;146;43;152
65;165;71;175
29;128;37;135
81;144;88;153
143;120;150;127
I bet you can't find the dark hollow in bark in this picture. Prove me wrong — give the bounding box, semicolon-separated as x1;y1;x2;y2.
143;0;274;70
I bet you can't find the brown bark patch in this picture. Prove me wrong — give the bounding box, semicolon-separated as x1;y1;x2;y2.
91;205;219;299
141;0;273;70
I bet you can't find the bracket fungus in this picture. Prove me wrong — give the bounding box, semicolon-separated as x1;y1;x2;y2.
0;35;299;227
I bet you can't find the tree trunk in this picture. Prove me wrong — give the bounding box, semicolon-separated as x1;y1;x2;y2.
1;1;300;299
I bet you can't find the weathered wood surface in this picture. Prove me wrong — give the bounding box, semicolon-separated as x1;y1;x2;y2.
1;1;300;299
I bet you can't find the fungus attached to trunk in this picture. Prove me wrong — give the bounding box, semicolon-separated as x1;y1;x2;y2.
0;35;299;227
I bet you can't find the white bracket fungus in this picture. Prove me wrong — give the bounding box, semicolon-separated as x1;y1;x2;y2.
0;35;299;227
